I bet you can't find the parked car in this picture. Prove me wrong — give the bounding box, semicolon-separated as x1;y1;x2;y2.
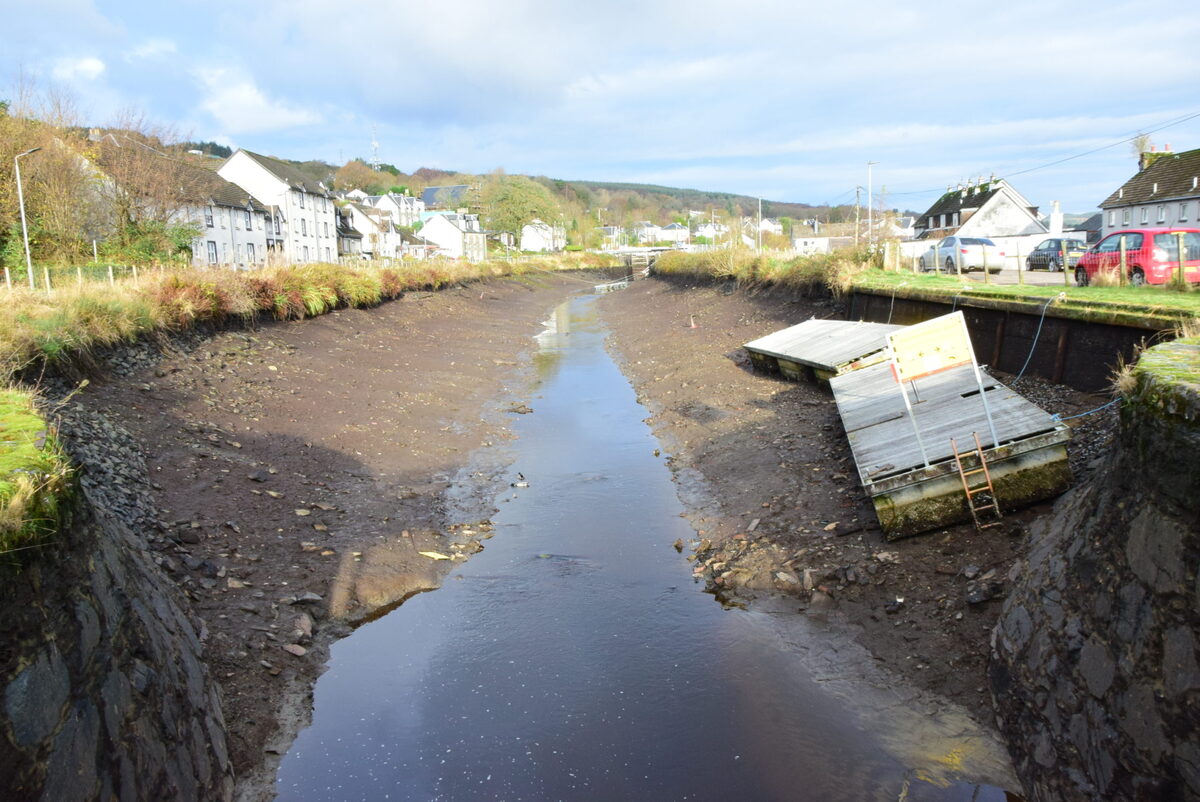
1025;238;1086;271
1074;228;1200;286
918;236;1004;273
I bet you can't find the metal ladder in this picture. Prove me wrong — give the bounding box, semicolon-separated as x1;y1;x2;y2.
951;432;1003;530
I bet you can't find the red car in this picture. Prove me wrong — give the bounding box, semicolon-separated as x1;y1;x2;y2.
1075;227;1200;286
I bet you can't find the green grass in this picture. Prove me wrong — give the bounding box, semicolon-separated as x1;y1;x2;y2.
0;387;71;559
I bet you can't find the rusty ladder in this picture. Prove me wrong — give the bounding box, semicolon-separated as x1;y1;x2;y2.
951;432;1003;530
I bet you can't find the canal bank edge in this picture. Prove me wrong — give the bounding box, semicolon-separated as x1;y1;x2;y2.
990;336;1200;801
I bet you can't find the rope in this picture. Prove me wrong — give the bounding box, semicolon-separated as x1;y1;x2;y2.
886;282;908;324
1052;397;1121;423
950;286;970;312
1013;293;1065;382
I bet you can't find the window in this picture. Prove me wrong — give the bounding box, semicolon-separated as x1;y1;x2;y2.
324;222;329;237
1154;232;1200;260
1180;203;1190;222
952;212;959;226
204;206;214;227
244;209;252;228
325;247;331;261
1108;211;1115;227
247;243;256;262
236;244;243;262
298;191;305;209
1140;208;1149;224
206;241;218;264
301;219;307;236
274;215;281;235
1122;209;1131;225
303;246;310;262
1157;205;1166;222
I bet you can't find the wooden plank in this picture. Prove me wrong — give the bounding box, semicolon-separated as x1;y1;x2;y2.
745;319;902;372
831;361;1064;482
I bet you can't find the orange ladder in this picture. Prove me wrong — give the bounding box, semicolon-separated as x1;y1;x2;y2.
950;432;1003;530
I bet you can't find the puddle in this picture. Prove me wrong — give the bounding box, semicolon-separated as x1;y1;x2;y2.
274;296;1019;801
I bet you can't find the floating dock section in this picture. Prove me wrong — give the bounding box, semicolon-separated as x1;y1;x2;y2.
830;361;1071;538
744;319;902;381
744;317;1072;538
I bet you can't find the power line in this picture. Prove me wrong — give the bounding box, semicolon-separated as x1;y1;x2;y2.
883;108;1200;198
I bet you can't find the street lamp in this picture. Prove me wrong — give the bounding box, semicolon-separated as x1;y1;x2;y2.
14;146;42;291
867;161;879;252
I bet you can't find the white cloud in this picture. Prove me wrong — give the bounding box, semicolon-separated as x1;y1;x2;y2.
52;56;105;81
196;67;321;134
126;38;176;61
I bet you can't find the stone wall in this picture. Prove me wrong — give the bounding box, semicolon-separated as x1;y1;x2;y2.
0;355;234;801
990;338;1200;800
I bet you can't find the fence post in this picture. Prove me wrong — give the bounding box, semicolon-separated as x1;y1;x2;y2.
1177;231;1187;289
1119;236;1127;287
77;266;83;287
42;266;52;295
108;264;114;286
132;264;139;286
982;243;990;284
1015;243;1023;285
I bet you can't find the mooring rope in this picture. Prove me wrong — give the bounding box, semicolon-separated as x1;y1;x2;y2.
1052;397;1121;423
1013;293;1065;383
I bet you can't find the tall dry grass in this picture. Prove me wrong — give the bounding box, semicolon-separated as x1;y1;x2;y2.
653;248;871;295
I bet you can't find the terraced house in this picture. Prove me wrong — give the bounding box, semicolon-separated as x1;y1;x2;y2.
218;149;338;264
181;165;271;268
1100;145;1200;237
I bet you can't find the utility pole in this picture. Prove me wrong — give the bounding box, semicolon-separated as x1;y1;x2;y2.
867;161;879;252
757;197;762;252
854;186;862;246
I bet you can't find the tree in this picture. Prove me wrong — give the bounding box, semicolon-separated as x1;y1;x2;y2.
480;172;560;235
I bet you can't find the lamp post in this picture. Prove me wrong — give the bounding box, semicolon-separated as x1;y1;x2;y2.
867;160;879;253
14;146;42;291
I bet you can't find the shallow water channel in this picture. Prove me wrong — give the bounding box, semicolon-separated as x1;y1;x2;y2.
274;296;1018;801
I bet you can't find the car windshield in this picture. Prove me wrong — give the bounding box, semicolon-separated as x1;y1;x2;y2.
960;238;995;246
1064;240;1085;249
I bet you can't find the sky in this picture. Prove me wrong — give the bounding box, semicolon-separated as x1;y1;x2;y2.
4;0;1200;215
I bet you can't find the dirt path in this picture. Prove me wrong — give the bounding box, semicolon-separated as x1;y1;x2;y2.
594;276;1117;726
76;275;592;797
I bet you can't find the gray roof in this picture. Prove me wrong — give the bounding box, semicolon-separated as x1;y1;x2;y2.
1100;148;1200;208
238;150;331;196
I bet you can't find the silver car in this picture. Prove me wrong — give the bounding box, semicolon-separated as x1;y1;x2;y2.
918;236;1005;274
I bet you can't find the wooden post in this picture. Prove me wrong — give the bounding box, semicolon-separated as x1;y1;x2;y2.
982;243;990;284
108;264;114;286
76;265;83;287
1015;243;1024;285
1119;236;1127;287
1062;242;1070;287
1177;231;1188;289
132;264;139;286
43;266;52;295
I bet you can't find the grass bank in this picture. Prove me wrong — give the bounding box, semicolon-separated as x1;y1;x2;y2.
0;253;613;558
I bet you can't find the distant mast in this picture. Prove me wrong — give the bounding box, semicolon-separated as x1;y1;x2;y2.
370;124;380;171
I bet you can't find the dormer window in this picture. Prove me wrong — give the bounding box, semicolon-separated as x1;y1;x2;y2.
244;209;252;229
205;206;214;227
298;191;305;209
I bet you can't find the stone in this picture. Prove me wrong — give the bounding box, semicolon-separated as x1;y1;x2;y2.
1125;509;1185;594
5;646;70;747
1162;626;1200;698
76;600;101;662
281;644;307;657
1119;684;1170;760
1078;638;1116;698
40;701;100;802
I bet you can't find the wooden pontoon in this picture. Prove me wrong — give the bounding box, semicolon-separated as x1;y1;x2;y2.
744;319;902;381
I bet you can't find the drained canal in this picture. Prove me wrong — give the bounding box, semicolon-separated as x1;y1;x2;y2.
274;295;1018;801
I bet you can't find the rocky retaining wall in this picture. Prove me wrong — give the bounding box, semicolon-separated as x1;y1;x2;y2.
1;340;234;801
990;337;1200;800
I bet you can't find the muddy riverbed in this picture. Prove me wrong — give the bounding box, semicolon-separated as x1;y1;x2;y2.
72;272;1117;799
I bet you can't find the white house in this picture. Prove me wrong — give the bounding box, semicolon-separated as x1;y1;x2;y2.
520;219;566;252
634;221;663;244
219;149;338;264
693;221;727;241
913;177;1047;240
759;217;784;236
335;206;363;259
1099;145;1200;237
183;168;271;268
419;212;486;261
659;222;689;244
364;192;424;228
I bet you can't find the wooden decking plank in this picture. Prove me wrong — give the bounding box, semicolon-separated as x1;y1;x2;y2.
745;319;901;372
